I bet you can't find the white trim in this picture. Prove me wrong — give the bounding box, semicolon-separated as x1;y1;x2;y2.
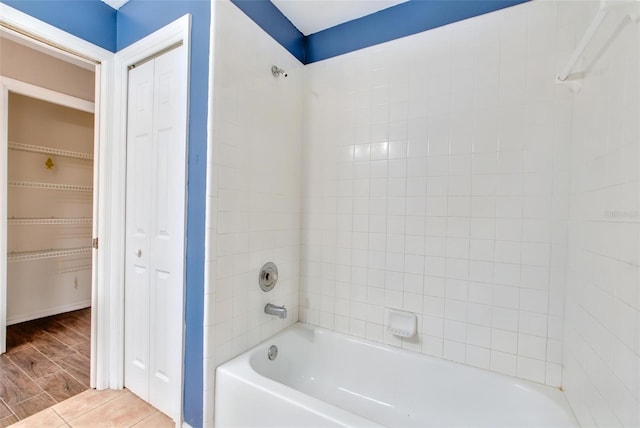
113;15;191;425
0;3;114;391
0;76;7;355
7;300;91;325
0;77;95;113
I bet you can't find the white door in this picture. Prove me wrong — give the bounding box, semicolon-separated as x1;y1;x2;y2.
124;44;188;421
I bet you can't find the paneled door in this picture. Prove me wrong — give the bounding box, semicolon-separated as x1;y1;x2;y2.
124;43;187;421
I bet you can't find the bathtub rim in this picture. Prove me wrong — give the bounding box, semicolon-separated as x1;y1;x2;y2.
215;341;381;427
215;321;578;427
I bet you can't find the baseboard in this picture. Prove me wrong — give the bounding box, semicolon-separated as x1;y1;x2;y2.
7;300;91;325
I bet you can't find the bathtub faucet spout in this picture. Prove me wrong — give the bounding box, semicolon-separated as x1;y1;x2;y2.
265;303;287;319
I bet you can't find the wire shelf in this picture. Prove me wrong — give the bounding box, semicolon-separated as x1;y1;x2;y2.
8;142;93;160
8;181;93;192
8;246;92;263
8;217;92;226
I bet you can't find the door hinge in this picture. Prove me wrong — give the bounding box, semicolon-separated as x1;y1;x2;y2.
92;238;99;249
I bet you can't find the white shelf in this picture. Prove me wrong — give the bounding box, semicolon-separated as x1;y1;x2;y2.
8;246;92;263
8;181;93;192
8;217;92;226
8;142;93;160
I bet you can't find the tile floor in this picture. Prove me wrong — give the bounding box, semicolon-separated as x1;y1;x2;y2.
0;309;91;425
8;388;173;427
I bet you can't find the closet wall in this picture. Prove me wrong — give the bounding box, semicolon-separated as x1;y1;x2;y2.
1;37;95;324
0;38;94;101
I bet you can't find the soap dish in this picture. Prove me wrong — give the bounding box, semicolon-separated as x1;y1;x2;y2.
385;308;417;338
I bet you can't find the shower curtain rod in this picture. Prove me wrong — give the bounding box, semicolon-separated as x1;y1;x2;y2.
556;8;608;82
557;0;639;83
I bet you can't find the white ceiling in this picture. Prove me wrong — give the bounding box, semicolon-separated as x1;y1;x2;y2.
102;0;128;10
100;0;408;35
272;0;408;35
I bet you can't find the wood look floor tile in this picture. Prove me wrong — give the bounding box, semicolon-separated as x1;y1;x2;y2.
0;414;18;427
57;314;90;338
10;407;65;427
68;392;155;428
71;340;90;360
0;400;12;419
3;309;92;421
132;411;174;427
5;322;45;354
0;356;11;368
76;309;90;320
31;334;76;360
53;389;125;422
43;322;87;347
52;353;90;387
0;357;43;405
35;372;86;403
11;393;56;419
8;347;59;380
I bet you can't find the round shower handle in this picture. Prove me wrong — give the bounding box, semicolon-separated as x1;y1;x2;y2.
259;262;278;292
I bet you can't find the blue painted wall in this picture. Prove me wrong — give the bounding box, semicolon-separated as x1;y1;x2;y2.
0;0;116;52
306;0;529;63
231;0;529;64
2;1;209;426
230;0;305;63
117;2;209;427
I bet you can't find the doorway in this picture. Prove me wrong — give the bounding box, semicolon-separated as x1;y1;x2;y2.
0;6;191;425
0;30;97;423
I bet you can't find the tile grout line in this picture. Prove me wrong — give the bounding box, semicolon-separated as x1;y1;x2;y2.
130;410;162;427
0;395;18;424
18;340;85;387
58;389;132;425
33;313;92;389
52;315;92;341
48;352;91;389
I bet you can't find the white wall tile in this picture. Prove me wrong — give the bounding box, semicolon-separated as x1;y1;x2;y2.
555;0;640;424
299;2;587;389
206;1;303;424
204;3;640;427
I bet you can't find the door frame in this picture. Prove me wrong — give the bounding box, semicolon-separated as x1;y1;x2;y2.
113;15;191;424
0;3;114;389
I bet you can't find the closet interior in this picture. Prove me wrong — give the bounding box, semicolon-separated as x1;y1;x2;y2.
2;32;95;329
7;92;94;324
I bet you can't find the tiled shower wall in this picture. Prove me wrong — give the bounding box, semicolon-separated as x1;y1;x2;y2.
205;0;639;425
563;6;640;427
300;0;593;386
204;1;303;425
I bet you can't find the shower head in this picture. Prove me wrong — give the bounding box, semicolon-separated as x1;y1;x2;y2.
271;65;287;78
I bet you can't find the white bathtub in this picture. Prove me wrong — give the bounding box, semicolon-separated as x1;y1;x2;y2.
215;323;578;427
